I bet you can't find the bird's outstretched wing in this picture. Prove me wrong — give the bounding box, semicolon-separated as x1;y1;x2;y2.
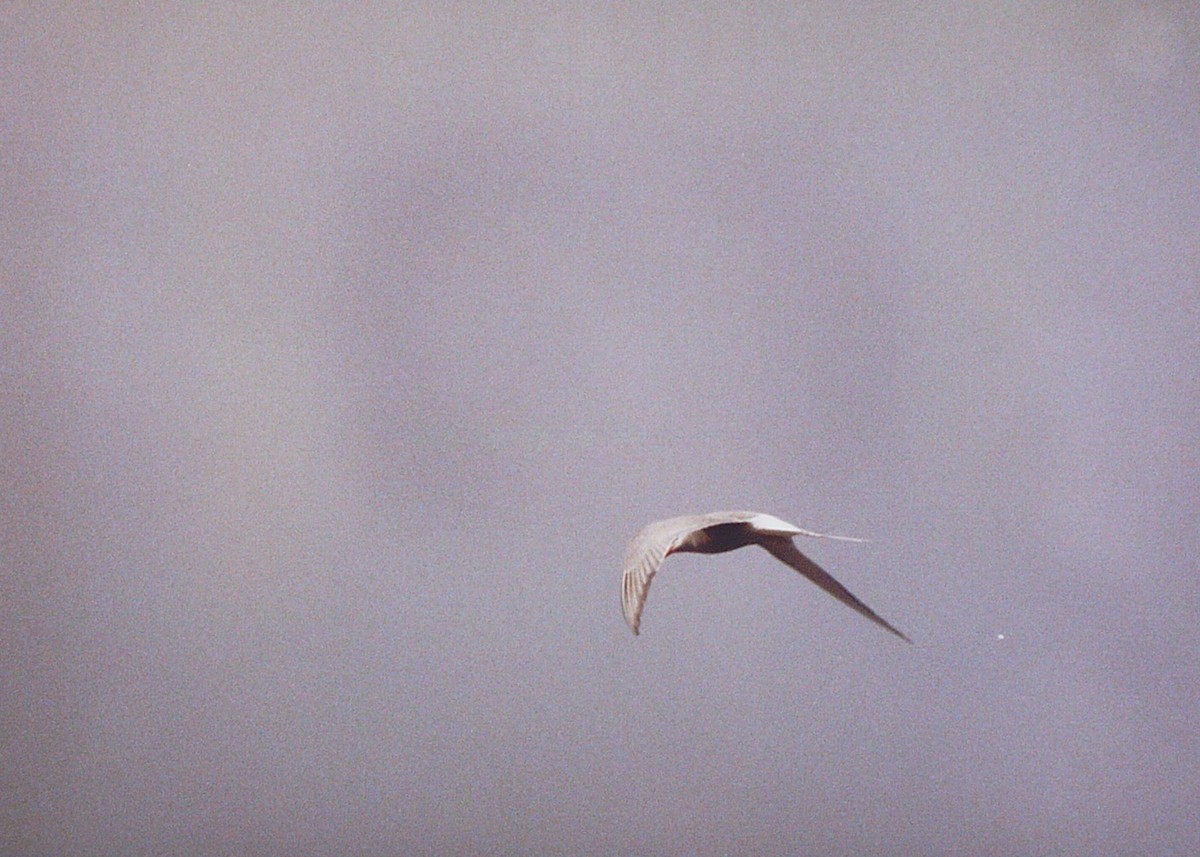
621;517;703;635
758;536;911;643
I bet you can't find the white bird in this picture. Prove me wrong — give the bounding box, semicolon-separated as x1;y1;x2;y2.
621;511;910;641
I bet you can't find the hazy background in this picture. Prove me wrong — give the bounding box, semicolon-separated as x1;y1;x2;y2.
4;5;1199;855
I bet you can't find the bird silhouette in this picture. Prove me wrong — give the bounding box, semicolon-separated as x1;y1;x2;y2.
621;511;910;641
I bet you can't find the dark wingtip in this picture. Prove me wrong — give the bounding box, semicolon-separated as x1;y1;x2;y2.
879;619;912;644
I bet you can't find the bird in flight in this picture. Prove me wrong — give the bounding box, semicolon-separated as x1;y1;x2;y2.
621;511;910;641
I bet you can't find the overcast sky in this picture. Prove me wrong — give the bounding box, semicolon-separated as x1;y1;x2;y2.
4;5;1199;856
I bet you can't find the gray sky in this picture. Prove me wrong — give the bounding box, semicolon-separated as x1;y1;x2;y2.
4;5;1199;856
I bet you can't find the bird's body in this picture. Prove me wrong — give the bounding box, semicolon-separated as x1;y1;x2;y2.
621;511;909;641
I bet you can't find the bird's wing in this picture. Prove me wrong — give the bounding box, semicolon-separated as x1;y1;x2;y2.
759;536;911;643
621;517;702;635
